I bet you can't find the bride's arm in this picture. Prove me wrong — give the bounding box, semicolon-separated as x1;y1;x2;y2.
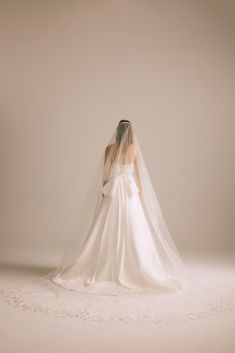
134;147;143;196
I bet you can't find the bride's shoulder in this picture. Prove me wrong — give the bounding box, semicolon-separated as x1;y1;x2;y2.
106;142;136;154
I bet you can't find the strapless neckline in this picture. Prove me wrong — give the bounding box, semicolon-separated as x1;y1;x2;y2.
114;161;134;166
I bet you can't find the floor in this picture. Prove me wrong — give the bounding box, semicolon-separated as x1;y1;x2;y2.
0;252;234;353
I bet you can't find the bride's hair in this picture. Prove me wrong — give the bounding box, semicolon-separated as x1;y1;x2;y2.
116;119;133;148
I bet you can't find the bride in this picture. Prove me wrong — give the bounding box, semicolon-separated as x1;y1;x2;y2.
52;119;183;294
0;120;233;323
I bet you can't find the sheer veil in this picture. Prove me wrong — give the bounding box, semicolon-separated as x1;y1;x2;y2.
54;120;192;282
0;120;234;323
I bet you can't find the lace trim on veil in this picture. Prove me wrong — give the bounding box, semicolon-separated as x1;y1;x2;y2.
0;282;234;324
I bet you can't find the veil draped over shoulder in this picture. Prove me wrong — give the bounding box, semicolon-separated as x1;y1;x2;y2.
0;121;234;323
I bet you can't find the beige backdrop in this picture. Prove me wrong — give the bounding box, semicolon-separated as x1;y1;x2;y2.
0;0;234;265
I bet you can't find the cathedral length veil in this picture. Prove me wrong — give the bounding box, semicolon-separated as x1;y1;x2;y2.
0;120;234;324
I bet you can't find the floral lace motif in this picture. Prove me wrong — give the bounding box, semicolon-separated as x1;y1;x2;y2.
0;284;234;324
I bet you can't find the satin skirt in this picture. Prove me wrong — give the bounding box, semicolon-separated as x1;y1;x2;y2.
52;175;181;295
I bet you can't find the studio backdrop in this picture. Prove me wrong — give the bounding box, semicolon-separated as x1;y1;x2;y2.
0;0;234;266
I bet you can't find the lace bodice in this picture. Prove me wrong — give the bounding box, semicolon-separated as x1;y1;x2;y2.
112;162;135;176
102;162;138;198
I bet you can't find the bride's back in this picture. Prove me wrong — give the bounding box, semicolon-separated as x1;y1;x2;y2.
107;142;136;165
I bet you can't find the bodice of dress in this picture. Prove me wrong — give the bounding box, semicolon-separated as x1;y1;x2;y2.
112;162;135;176
102;162;139;198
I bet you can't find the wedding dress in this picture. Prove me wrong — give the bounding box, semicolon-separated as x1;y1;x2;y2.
0;120;234;323
52;160;181;295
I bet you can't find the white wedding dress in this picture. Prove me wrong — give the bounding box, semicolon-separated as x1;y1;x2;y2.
0;121;233;323
52;161;181;295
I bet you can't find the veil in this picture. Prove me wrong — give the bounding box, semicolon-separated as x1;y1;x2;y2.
0;120;234;324
53;120;193;283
